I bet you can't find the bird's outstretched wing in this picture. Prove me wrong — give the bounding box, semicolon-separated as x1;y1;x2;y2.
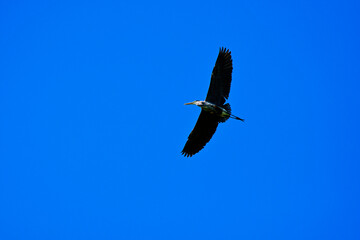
181;111;220;157
205;47;233;106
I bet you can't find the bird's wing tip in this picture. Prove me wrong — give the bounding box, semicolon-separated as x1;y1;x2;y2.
219;47;231;54
181;151;193;157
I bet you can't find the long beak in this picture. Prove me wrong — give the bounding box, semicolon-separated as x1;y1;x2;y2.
184;101;195;105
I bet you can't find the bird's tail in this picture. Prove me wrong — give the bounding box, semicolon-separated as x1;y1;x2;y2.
223;103;231;114
223;103;244;121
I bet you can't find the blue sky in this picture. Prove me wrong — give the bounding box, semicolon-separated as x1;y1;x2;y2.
1;0;360;239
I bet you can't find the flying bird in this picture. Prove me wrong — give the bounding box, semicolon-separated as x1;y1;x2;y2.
182;47;244;157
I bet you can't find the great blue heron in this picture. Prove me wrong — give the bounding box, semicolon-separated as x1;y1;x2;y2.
182;47;244;157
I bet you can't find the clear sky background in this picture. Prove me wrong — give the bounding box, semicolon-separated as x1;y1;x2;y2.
1;0;360;239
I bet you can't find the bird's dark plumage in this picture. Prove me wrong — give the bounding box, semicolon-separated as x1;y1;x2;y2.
182;47;237;157
205;47;233;106
181;111;219;157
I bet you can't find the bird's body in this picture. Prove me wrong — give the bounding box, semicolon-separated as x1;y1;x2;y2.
185;100;243;122
182;48;244;157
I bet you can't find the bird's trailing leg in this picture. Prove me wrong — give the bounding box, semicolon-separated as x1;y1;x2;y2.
230;114;244;121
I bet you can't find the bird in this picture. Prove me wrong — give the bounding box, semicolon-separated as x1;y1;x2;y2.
181;47;244;157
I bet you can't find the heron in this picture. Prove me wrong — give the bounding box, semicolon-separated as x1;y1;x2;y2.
182;47;244;157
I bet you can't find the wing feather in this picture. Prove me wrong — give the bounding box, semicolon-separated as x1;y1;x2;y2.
181;111;220;157
205;47;233;106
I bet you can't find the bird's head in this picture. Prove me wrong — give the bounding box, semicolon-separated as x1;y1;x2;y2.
184;100;203;106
